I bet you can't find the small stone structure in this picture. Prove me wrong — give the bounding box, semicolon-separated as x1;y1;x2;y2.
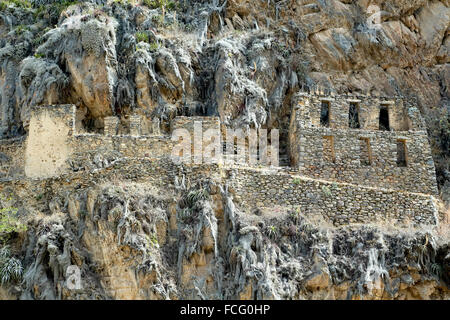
289;92;438;195
0;92;441;226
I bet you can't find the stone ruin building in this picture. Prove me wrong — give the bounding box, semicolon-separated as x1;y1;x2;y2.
289;91;438;195
0;91;440;227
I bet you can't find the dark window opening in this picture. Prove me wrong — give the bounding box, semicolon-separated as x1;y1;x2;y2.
379;106;390;131
396;140;407;167
320;101;330;127
349;103;361;129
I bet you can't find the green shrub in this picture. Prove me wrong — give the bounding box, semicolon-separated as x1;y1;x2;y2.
166;1;176;10
135;31;149;43
6;0;32;9
55;0;78;13
289;207;301;223
177;187;209;224
149;41;160;51
151;13;164;26
267;225;277;239
14;24;28;35
143;0;175;10
185;188;209;208
0;194;27;241
113;0;133;5
32;4;45;18
31;1;78;23
32;36;42;46
150;233;158;247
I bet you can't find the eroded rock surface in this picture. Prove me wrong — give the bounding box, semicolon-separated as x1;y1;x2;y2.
0;174;448;300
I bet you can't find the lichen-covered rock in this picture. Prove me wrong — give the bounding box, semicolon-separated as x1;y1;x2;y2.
18;57;69;129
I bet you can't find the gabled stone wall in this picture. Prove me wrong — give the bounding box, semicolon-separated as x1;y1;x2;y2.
24;105;75;178
292;92;420;131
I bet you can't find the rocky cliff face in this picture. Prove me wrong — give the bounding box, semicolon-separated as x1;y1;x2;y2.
1;170;449;300
0;0;449;300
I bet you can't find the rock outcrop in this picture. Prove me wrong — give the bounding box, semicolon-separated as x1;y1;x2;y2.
0;174;448;300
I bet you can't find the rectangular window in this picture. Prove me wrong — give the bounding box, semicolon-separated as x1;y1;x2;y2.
349;103;361;129
320;101;330;127
396;139;407;167
359;137;372;166
322;136;335;163
379;105;390;131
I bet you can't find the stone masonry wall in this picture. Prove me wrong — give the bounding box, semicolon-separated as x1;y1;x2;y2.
24;105;75;178
25;107;221;174
292;92;421;131
289;93;438;195
72;158;437;227
171;116;220;134
291;127;438;194
12;102;440;227
0;137;25;179
69;134;174;171
227;168;438;227
170;116;221;163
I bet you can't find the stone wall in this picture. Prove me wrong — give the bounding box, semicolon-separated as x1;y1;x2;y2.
19;101;440;196
171;116;220;134
72;158;437;227
227;167;438;227
170;116;222;164
69;133;174;169
97;156;438;228
11;102;441;227
0;137;25;179
289;93;438;195
24;105;75;178
291;92;423;131
23;106;222;176
290;127;438;195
